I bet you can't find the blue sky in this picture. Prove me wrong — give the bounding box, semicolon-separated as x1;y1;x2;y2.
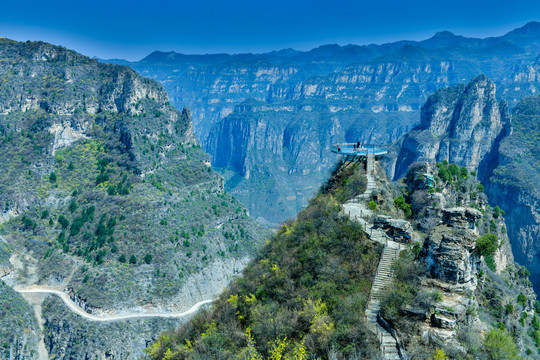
0;0;538;60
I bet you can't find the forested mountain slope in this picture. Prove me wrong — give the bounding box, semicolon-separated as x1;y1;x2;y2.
0;38;268;359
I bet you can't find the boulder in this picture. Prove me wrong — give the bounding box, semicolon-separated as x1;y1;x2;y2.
431;313;457;330
442;207;482;230
373;215;413;243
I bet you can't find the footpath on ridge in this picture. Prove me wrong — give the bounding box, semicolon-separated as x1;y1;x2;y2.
342;152;402;360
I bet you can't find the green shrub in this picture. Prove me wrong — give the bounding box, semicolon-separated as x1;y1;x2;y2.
129;255;137;264
41;209;50;219
107;185;117;195
477;183;485;193
68;200;78;213
368;201;377;211
49;172;57;183
476;234;498;257
118;254;126;263
532;315;540;331
483;329;519;359
144;254;152;264
448;163;460;178
393;195;412;217
485;255;497;272
518;267;530;279
21;215;36;230
520;312;528;326
535;300;540;314
518;293;527;307
70;217;85;236
438;167;452;183
95;173;109;185
58;215;69;229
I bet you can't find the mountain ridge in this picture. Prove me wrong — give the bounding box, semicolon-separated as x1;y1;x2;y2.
111;21;537;65
103;21;540;227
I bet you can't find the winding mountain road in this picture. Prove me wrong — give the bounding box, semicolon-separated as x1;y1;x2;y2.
15;286;213;322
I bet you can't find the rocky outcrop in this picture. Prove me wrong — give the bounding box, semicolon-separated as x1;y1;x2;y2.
391;163;537;356
420;208;482;288
386;80;540;301
383;75;511;180
372;215;413;243
441;207;482;230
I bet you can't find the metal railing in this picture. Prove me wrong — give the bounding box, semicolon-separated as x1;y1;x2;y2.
331;143;389;156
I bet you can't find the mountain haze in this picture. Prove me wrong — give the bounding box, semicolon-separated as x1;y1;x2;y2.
106;21;540;226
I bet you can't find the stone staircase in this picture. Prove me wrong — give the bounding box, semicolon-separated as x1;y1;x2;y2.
342;152;402;360
366;245;401;360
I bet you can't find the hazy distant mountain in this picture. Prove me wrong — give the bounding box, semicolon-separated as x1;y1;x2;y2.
104;21;540;227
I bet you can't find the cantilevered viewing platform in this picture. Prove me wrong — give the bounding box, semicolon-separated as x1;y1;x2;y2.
331;144;389;157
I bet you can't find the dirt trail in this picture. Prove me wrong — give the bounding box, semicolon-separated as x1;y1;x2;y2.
15;286;212;322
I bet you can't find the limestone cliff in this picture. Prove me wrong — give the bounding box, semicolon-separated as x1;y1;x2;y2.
385;77;540;302
204;99;348;225
485;96;540;290
108;22;540;225
378;161;537;357
383;75;510;180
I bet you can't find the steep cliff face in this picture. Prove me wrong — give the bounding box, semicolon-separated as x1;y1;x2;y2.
205;102;341;225
421;208;482;287
0;39;269;359
378;162;537;357
205;100;414;225
109;22;540;225
485;96;540;290
383;75;511;180
386;78;540;299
